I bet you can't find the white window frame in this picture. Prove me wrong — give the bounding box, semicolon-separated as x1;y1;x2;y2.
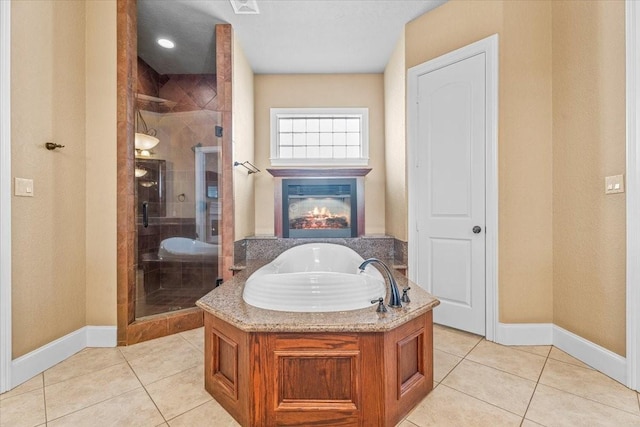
270;108;369;167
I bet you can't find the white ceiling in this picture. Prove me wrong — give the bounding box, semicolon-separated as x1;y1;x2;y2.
138;0;447;75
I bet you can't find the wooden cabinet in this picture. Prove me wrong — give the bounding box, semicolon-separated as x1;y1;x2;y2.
204;311;434;426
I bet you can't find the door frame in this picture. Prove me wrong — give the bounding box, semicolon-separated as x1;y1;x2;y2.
626;0;640;391
407;34;499;341
0;0;12;393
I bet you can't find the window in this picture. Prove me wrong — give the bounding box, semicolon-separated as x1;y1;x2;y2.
270;108;369;166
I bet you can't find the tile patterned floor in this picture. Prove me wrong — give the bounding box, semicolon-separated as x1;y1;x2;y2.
1;324;639;426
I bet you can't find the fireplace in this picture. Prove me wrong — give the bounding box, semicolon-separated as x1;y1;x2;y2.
268;168;371;238
283;179;357;238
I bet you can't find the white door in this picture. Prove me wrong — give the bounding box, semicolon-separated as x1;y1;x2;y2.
412;53;487;335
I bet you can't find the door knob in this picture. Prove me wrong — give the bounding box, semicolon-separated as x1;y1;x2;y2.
472;226;482;234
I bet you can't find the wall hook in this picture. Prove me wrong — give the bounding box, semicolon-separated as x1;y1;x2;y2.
233;160;260;174
45;142;65;151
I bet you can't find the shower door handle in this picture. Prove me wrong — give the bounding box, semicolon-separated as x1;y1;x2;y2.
142;202;149;228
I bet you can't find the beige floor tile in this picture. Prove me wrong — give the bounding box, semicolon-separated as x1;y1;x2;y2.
396;420;419;427
167;400;239;426
547;347;592;369
180;327;204;352
45;347;125;386
526;384;640;426
127;341;202;385
44;362;141;420
146;365;211;420
512;345;551;358
442;359;536;416
405;384;522;426
433;324;483;357
119;334;188;362
467;340;546;381
0;374;43;401
47;388;164;426
433;349;462;382
539;358;639;414
0;388;46;427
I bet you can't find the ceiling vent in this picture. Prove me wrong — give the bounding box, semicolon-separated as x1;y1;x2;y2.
229;0;259;14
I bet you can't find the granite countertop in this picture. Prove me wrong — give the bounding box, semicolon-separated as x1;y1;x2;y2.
196;260;440;333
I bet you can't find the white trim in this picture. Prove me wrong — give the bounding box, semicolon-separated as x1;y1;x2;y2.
554;325;627;385
86;326;118;348
10;326;116;389
494;323;553;346
269;107;370;167
407;34;499;341
626;0;640;392
0;0;11;394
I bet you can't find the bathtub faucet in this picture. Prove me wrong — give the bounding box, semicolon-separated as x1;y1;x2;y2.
358;258;402;309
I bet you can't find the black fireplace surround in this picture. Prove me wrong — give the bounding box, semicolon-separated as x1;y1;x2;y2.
282;178;358;238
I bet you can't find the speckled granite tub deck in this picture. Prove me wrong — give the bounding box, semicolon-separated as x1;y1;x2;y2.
197;259;439;333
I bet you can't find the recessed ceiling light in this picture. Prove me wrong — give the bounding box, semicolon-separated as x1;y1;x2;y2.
157;38;175;49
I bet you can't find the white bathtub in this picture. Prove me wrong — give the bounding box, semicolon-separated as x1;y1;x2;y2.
242;243;386;312
158;237;218;262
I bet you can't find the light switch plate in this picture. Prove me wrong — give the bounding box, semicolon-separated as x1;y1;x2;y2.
15;177;34;197
605;174;624;194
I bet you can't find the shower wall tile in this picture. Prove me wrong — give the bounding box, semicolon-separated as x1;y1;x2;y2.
137;57;159;106
158;74;217;113
167;309;204;335
127;317;169;345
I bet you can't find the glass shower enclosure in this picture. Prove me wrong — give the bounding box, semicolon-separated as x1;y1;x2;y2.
134;99;222;319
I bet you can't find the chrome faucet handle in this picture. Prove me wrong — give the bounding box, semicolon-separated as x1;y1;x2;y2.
401;287;411;303
371;297;388;313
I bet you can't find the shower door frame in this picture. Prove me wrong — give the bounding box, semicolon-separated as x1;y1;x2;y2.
116;0;234;345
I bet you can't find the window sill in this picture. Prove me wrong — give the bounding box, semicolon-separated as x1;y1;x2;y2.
269;158;369;168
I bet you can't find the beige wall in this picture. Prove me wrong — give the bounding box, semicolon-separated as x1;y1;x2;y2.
552;1;626;356
383;33;407;241
85;0;117;326
11;0;88;357
406;1;554;324
232;33;255;240
253;74;386;236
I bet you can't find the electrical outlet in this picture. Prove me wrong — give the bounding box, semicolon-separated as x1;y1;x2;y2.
605;174;624;195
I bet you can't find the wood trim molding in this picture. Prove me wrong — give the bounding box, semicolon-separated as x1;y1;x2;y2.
267;168;372;178
116;0;137;346
268;168;371;238
217;24;234;282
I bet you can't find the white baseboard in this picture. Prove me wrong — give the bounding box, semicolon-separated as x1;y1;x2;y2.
495;322;553;346
10;325;116;389
493;322;627;386
553;325;627;385
86;326;117;347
